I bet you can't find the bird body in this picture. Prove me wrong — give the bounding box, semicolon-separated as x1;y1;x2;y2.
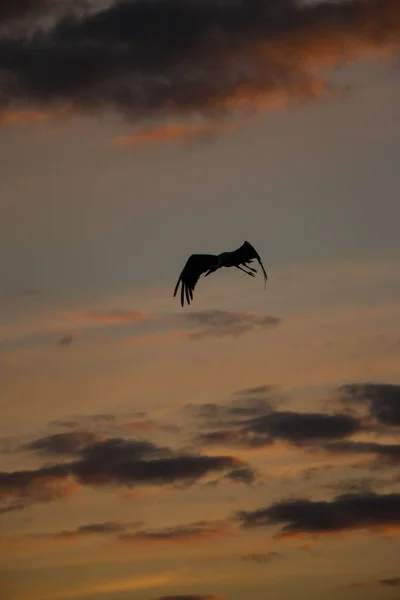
174;241;268;307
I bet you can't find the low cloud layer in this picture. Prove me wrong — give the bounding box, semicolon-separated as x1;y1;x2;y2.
237;492;400;538
1;434;252;511
1;0;399;133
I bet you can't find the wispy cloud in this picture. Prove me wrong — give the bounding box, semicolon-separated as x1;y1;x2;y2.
112;121;239;147
345;576;400;590
241;551;283;564
119;519;235;546
184;310;281;340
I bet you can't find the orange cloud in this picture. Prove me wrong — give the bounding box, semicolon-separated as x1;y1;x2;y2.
118;519;237;547
0;106;71;128
112;121;240;147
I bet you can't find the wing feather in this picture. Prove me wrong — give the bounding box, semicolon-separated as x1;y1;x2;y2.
230;241;268;287
174;254;218;307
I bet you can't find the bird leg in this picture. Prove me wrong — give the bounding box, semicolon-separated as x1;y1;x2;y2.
245;264;258;273
236;265;255;277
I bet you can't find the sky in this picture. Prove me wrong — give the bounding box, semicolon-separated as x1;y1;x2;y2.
1;1;400;600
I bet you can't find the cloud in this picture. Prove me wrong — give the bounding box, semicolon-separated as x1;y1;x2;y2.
71;451;243;489
0;465;77;510
236;492;400;538
112;120;238;147
21;431;101;457
58;332;80;346
234;385;278;397
337;383;400;427
185;310;281;340
119;519;235;546
0;0;54;24
323;440;400;465
193;393;360;449
380;578;400;586
3;433;253;511
345;576;400;589
119;420;179;434
0;0;399;135
244;411;360;445
241;551;283;564
30;521;141;542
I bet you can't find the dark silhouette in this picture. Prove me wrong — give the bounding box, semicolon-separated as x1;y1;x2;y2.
174;241;268;307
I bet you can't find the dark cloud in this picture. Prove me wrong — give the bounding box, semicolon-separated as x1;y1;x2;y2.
31;520;141;541
186;310;281;340
0;0;399;130
194;400;360;449
186;392;277;428
21;431;100;456
2;433;251;511
337;383;400;427
380;578;400;586
0;465;74;510
345;576;400;589
224;466;257;485
323;440;400;465
77;437;172;463
58;333;79;346
119;519;233;545
0;0;54;24
71;451;241;488
241;551;283;564
236;492;400;538
234;384;277;397
246;411;360;445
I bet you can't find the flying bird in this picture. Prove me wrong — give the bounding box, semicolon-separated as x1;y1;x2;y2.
174;241;268;307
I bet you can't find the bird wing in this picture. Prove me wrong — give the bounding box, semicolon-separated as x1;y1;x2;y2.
230;241;268;287
174;254;218;307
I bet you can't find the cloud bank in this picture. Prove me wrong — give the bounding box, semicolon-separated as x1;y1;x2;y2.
0;0;399;131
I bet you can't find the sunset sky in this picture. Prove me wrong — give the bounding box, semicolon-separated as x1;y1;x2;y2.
1;1;400;600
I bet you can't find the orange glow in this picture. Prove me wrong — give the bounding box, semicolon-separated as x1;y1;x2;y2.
112;120;239;147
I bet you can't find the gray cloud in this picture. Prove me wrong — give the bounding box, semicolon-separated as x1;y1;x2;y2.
236;492;400;537
21;431;100;457
0;0;399;131
337;383;400;427
185;310;281;340
323;440;400;465
31;520;142;541
0;0;55;24
193;396;361;449
0;465;73;510
119;519;233;545
2;433;253;511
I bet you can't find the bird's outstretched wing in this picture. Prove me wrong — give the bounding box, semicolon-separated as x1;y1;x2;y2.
230;241;268;287
174;254;218;307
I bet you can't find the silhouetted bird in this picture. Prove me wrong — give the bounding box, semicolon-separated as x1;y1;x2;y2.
174;240;268;307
